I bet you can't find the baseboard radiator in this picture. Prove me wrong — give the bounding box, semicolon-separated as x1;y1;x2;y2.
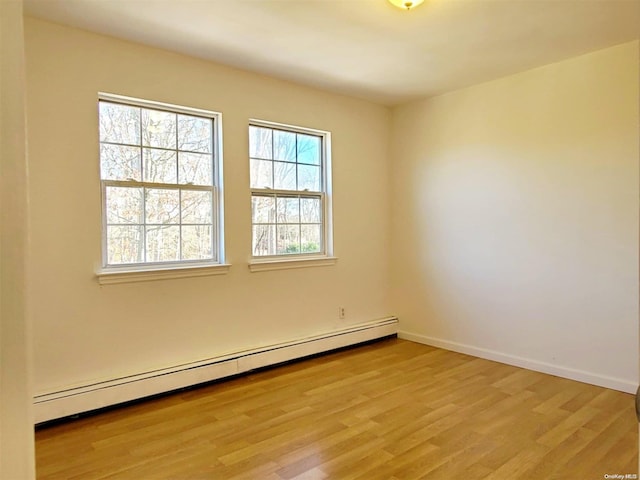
34;317;398;424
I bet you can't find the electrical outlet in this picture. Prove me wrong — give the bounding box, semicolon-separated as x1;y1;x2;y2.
338;307;346;319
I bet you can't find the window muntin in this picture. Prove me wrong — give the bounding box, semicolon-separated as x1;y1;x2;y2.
249;123;328;257
99;95;221;268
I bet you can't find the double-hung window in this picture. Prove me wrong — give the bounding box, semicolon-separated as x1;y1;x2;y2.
98;94;223;275
249;121;332;261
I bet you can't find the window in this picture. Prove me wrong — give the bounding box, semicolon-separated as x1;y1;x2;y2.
249;121;332;260
99;94;223;272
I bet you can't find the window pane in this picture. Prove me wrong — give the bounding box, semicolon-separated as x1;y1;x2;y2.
249;126;272;159
253;224;276;256
179;152;212;186
146;226;180;262
100;144;141;181
181;190;212;224
178;114;211;153
143;148;177;184
107;225;143;264
277;225;300;255
106;187;143;224
182;225;212;260
298;164;321;191
277;197;300;223
297;134;321;165
141;109;176;149
274;161;296;190
300;197;321;223
273;130;296;162
252;195;275;224
100;102;140;145
250;159;273;189
145;189;180;224
301;224;322;253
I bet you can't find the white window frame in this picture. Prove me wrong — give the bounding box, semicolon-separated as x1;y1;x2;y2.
248;119;336;272
96;93;228;284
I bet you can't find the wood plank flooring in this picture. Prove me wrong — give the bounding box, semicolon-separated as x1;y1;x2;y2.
35;338;638;479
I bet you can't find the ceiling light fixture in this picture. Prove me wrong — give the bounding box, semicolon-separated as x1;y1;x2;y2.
388;0;425;10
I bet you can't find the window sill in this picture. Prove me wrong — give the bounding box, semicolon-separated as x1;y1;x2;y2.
97;263;231;285
248;256;337;273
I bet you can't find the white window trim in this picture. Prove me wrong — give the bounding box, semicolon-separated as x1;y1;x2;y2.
96;93;227;281
248;119;335;269
97;263;231;285
248;256;338;273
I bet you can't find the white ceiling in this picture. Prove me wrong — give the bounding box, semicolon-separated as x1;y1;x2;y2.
24;0;640;106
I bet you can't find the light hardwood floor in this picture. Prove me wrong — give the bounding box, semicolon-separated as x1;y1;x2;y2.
36;338;638;479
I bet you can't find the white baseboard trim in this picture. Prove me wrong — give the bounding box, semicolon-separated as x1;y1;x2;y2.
398;330;637;394
34;317;398;424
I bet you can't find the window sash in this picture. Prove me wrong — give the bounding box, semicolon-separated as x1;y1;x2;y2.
104;179;215;191
101;182;218;267
250;190;325;258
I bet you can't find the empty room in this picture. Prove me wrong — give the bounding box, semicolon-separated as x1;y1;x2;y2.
1;0;640;478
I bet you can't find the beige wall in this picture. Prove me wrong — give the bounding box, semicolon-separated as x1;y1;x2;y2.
1;0;35;478
23;16;639;407
391;41;640;391
24;18;392;395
